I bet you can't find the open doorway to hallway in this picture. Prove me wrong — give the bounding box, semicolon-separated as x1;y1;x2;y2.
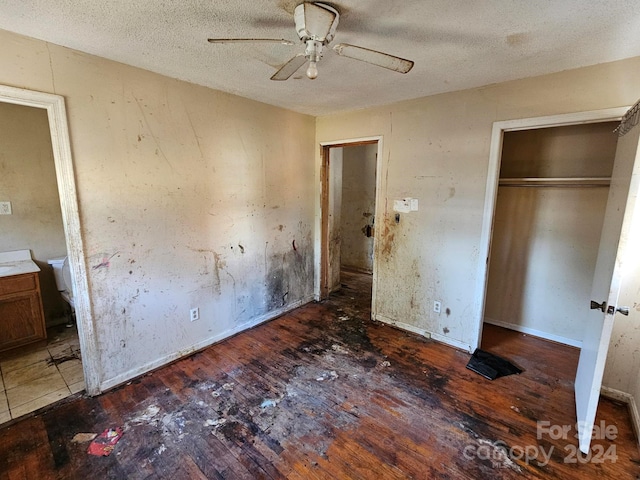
320;141;379;307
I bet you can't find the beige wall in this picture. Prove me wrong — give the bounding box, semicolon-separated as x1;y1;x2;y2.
340;144;376;272
0;102;67;324
0;29;316;389
327;147;343;292
486;187;608;345
317;56;640;392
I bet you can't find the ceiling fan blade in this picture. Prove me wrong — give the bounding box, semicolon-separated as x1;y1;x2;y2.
208;38;295;45
332;43;414;74
271;55;308;81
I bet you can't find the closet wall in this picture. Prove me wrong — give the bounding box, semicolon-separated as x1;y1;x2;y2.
484;122;618;346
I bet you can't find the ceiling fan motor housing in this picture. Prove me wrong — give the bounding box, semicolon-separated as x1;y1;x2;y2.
294;2;340;45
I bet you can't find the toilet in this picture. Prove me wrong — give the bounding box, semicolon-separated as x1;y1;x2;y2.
47;255;75;311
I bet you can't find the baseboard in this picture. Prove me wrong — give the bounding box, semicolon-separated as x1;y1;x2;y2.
99;295;314;392
430;332;473;353
341;265;373;275
484;317;582;348
601;386;640;447
373;314;472;353
374;314;430;337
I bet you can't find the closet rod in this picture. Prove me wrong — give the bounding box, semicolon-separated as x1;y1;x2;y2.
499;177;611;187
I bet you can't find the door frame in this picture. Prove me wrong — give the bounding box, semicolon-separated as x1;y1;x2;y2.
0;85;100;395
472;107;630;350
317;136;383;312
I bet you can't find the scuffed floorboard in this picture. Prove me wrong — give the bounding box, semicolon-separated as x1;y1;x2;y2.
0;270;638;479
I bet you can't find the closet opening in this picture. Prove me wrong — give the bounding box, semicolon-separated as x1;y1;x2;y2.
482;121;619;348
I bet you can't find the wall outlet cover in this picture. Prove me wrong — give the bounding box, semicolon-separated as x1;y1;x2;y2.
434;301;442;314
0;202;12;215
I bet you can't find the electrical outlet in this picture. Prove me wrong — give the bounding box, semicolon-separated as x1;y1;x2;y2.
0;202;12;215
190;307;199;322
433;301;442;314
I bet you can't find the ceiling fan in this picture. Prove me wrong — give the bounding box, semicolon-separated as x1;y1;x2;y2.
208;2;414;81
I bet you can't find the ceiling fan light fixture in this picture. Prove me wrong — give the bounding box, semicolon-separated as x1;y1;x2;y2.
208;2;415;82
306;61;319;79
304;39;323;79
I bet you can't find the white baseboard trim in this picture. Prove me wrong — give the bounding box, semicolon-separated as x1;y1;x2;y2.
601;386;640;446
374;314;430;338
373;314;472;352
99;295;314;392
484;317;582;348
430;332;473;353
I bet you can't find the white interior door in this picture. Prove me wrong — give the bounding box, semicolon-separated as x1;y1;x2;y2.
575;103;640;453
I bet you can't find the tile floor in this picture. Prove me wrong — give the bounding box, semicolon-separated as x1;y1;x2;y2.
0;326;83;424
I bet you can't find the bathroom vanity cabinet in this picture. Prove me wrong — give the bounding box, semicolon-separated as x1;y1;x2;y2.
0;272;46;352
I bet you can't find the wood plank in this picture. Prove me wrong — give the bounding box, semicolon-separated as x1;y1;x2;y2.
0;270;638;478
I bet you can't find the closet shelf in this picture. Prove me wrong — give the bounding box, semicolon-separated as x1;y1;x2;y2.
498;177;611;187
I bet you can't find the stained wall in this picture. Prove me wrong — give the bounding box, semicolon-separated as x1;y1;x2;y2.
316;56;640;393
0;29;316;390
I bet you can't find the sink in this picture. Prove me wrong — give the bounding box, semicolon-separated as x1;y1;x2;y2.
0;257;40;277
0;266;15;276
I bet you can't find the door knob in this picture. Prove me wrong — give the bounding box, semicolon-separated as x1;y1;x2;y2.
590;300;607;312
607;305;630;316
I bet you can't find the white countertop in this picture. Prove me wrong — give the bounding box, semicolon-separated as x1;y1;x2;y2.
0;250;40;278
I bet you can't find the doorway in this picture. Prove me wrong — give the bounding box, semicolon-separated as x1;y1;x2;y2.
319;138;382;316
0;85;98;415
0;101;84;422
472;107;629;351
482;121;619;347
473;106;637;452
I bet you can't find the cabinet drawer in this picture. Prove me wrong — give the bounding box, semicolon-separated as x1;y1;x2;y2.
0;273;37;296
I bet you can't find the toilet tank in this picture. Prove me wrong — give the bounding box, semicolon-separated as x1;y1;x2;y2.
47;256;67;292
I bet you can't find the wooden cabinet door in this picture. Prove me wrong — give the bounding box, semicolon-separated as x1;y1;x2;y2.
0;274;46;352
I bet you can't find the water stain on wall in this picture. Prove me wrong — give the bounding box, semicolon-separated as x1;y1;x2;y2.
213;252;225;296
380;220;396;259
265;240;312;311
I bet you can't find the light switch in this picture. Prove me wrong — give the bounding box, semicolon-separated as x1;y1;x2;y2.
0;202;11;215
393;199;411;213
410;198;419;211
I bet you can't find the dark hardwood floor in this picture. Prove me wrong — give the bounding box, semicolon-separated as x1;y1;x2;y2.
1;270;638;479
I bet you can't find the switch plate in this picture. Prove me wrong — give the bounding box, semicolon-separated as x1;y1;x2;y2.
190;307;199;322
393;199;411;213
410;198;419;211
433;301;441;314
0;202;12;215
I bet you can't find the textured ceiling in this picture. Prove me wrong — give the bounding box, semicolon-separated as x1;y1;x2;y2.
0;1;639;116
